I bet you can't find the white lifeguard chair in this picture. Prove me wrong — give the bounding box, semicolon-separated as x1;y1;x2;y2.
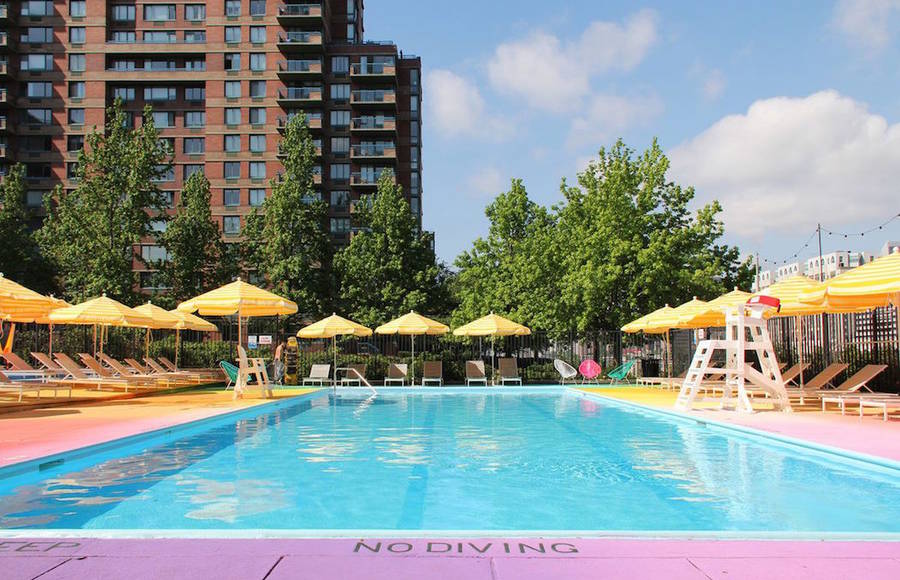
675;295;791;413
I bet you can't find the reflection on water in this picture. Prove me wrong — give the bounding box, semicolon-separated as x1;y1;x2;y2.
0;393;899;531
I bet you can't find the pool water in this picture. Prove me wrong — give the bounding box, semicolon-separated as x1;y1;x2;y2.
1;389;899;532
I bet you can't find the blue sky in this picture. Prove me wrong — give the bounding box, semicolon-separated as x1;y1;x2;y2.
366;0;900;270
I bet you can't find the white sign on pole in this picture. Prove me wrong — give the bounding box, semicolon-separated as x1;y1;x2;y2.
259;335;273;345
248;335;258;349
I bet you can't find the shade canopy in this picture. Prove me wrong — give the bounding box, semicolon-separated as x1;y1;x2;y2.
375;311;449;336
177;280;298;317
133;301;183;329
453;313;531;337
0;274;68;322
297;313;372;339
676;288;753;328
48;295;154;327
169;309;218;332
800;251;900;311
622;305;674;334
755;275;829;317
642;297;707;333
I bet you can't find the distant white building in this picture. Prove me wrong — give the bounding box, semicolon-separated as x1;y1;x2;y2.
775;262;802;282
804;251;873;281
753;270;773;292
880;241;899;256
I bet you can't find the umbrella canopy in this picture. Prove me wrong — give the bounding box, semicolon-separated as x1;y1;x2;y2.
452;313;531;337
642;297;708;333
676;288;753;328
133;301;182;329
0;274;67;322
622;305;674;334
177;280;298;317
48;295;154;327
755;275;829;317
298;313;373;339
375;311;449;336
800;251;900;311
169;310;218;332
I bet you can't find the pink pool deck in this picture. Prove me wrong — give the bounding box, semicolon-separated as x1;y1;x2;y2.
2;537;899;579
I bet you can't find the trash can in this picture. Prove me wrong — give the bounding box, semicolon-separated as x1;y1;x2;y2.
641;358;660;378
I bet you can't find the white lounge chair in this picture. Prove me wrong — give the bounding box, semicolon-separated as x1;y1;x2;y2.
498;358;522;386
465;360;487;386
384;363;408;386
422;361;443;386
0;370;71;402
303;364;331;386
341;363;367;386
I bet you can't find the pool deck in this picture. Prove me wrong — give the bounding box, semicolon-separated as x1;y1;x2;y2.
2;385;899;579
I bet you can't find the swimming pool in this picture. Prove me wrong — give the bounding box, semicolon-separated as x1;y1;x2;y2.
1;388;899;533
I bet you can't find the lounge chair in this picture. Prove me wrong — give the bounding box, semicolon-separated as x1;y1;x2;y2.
818;365;890;414
220;360;240;390
554;359;578;385
53;353;148;392
579;359;602;385
498;358;522;386
31;352;68;374
78;353;163;390
124;358;152;375
97;354;180;388
236;345;273;398
145;358;204;384
422;361;443;386
384;363;408;386
781;363;811;386
858;397;900;421
465;360;487;386
0;370;71;402
341;363;367;386
786;363;849;403
302;364;331;387
607;360;635;383
2;352;62;381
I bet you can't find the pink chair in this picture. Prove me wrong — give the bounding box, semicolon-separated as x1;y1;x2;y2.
578;359;602;385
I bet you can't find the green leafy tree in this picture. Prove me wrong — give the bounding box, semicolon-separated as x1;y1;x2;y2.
159;172;234;303
38;100;171;303
451;179;559;329
334;172;450;326
243;114;331;317
0;164;55;293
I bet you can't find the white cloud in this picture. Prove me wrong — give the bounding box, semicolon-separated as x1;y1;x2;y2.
701;69;726;100
668;90;900;238
832;0;900;52
486;9;659;113
567;93;664;149
425;69;513;140
466;166;505;199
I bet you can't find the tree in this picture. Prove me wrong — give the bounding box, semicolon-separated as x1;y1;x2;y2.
38;100;171;303
334;172;450;326
243;114;331;317
451;179;560;329
0;164;54;293
159;172;234;303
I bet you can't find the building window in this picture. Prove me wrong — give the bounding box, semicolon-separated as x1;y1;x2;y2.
330;164;350;182
185;87;206;101
224;135;241;152
331;137;349;155
249;188;265;206
347;24;355;41
225;0;241;17
69;27;86;44
225;27;241;44
144;4;175;21
21;27;54;44
223;216;241;235
410;97;418;115
25;109;53;125
185;111;206;127
184;30;206;43
249;108;266;125
67;135;84;152
153;165;175;182
250;26;266;43
146;59;175;71
250;0;265;16
21;54;54;71
225;108;241;125
249;80;266;98
144;87;177;101
331;218;350;234
249;135;266;153
113;86;135;101
223;188;240;207
185;59;206;71
27;82;53;98
26;190;49;208
410;123;419;144
143;31;176;43
249;162;266;179
112;4;135;21
332;56;349;74
185;4;205;21
111;31;136;42
331;190;349;209
184;137;205;154
66;161;79;179
141;245;170;264
68;108;85;126
70;1;86;17
224;53;240;71
224;162;241;179
68;81;84;99
410;148;419;169
250;53;266;72
410;69;419;88
26;163;53;179
183;164;204;180
225;81;241;99
330;84;350;102
111;59;135;71
69;54;86;72
151;111;174;128
330;110;350;128
22;2;54;16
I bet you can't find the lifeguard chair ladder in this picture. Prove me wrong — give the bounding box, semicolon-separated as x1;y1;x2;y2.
675;296;791;413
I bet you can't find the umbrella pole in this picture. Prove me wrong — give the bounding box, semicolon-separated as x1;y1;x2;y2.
145;327;150;360
92;324;97;357
797;315;804;389
49;323;54;357
175;329;181;369
333;335;337;392
411;334;415;385
492;334;496;386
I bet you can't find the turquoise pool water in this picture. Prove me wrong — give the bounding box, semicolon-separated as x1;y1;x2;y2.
1;389;899;532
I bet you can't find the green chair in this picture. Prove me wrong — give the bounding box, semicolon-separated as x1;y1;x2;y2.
219;360;240;390
607;360;636;383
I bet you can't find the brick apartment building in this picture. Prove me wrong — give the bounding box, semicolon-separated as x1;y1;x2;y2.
0;0;422;291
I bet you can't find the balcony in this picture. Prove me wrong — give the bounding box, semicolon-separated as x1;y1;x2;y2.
351;117;396;132
277;3;323;21
0;4;8;21
0;90;7;106
0;60;7;77
351;173;395;187
277;87;323;103
0;144;6;159
277;31;323;50
351;90;396;106
351;145;396;160
313;173;322;184
278;144;322;157
277;115;322;131
350;63;396;80
0;32;7;49
277;59;322;77
0;117;6;131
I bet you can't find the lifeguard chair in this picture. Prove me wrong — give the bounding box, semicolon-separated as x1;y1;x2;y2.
675;295;791;413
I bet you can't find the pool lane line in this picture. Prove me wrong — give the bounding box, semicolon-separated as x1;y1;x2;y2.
570;389;900;474
396;396;438;529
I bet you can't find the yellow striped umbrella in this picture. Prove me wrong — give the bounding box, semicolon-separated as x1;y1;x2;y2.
0;274;66;322
133;302;182;359
642;297;707;333
453;313;530;383
800;251;900;311
676;288;753;328
376;311;449;379
622;305;674;334
49;295;155;355
757;275;828;316
298;314;373;381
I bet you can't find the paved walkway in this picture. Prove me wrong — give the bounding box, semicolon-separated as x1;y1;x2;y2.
2;537;899;579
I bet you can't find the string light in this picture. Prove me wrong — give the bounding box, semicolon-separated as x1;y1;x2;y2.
821;213;900;239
